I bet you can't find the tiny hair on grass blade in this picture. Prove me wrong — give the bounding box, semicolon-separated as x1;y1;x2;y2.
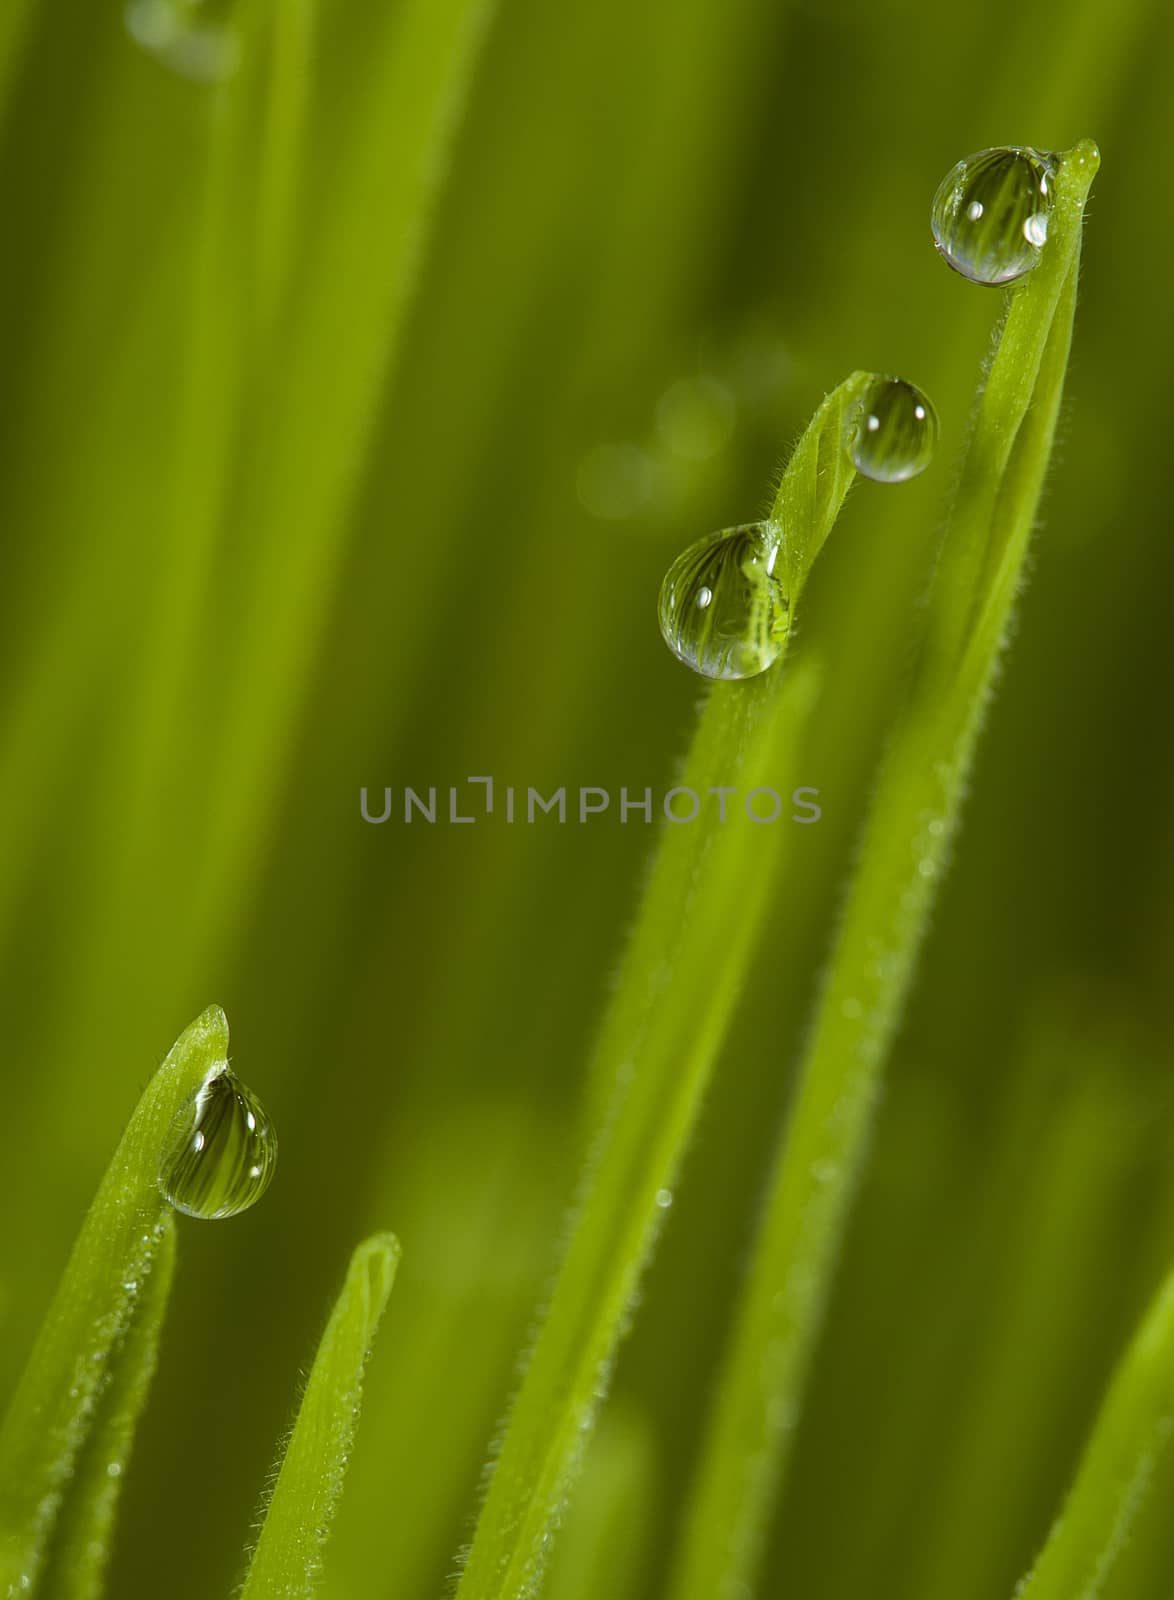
0;1007;230;1595
238;1232;400;1600
454;369;919;1600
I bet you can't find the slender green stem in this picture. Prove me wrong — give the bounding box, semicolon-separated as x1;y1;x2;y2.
238;1233;399;1600
254;0;315;346
0;1008;228;1595
35;1226;177;1600
667;140;1100;1600
584;372;869;1121
455;374;876;1600
1014;1269;1174;1600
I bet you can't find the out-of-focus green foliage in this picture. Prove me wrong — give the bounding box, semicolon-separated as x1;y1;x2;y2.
1016;1267;1174;1600
1;0;1173;1596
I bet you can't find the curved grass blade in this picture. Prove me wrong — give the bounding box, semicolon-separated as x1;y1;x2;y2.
237;1232;400;1600
667;139;1101;1600
0;1006;229;1595
454;374;875;1600
1013;1268;1174;1600
34;1224;177;1600
584;370;868;1122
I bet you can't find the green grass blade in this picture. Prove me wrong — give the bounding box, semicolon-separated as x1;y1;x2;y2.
910;1025;1158;1600
775;372;871;591
1013;1269;1174;1600
543;1407;655;1600
35;1224;177;1600
667;139;1101;1600
238;1232;399;1600
0;1007;228;1594
929;143;1101;673
584;370;869;1119
182;0;498;970
254;0;315;343
454;374;877;1600
0;0;35;115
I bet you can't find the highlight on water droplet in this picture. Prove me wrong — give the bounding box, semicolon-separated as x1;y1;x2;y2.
658;521;788;681
930;146;1056;286
159;1065;277;1219
125;0;240;83
846;376;939;483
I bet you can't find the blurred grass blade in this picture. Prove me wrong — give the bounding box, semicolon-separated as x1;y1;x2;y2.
543;1407;656;1600
455;375;874;1600
254;0;315;342
35;1225;177;1600
0;0;36;115
0;1007;229;1594
1014;1269;1174;1600
238;1232;399;1600
911;1021;1156;1600
668;139;1101;1600
183;0;499;970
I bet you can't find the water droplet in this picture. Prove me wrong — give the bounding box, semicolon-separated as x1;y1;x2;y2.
846;378;939;483
125;0;239;83
159;1066;277;1219
931;147;1055;285
658;521;788;681
655;1188;674;1209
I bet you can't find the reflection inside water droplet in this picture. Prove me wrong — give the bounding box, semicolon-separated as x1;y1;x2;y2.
658;521;789;681
1023;211;1048;247
931;146;1056;286
159;1066;277;1219
846;377;939;483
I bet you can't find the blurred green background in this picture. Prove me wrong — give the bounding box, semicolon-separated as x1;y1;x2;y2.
1;0;1172;1595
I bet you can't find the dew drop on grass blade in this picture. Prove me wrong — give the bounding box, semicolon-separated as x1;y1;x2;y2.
0;1008;235;1595
666;139;1101;1600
